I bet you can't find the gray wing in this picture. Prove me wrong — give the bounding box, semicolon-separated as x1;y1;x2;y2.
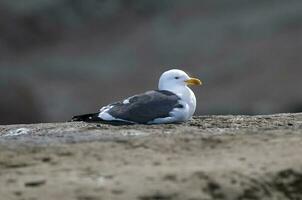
107;90;182;124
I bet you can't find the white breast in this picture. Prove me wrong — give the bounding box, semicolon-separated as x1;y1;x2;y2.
167;86;197;121
181;87;196;119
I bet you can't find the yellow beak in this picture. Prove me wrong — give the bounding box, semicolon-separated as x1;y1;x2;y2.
185;78;202;86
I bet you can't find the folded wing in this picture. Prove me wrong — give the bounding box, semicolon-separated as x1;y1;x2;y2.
103;90;182;124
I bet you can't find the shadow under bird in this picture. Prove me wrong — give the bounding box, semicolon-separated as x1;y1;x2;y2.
72;69;202;125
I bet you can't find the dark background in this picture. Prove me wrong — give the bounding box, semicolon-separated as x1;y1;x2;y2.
1;0;302;124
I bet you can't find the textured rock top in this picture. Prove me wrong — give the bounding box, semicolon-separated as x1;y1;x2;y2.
0;113;302;200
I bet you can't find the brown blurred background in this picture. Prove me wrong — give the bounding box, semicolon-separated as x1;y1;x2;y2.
0;0;302;124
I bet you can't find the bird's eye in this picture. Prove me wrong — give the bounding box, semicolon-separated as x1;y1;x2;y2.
175;76;179;79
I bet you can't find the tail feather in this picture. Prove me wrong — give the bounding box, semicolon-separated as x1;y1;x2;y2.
71;113;134;125
71;113;101;122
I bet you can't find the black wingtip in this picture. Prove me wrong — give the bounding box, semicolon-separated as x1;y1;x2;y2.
71;113;101;122
70;113;136;125
69;113;135;126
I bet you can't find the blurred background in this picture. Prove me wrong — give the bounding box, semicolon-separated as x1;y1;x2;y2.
0;0;302;124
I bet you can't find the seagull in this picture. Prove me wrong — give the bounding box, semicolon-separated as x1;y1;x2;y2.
72;69;202;124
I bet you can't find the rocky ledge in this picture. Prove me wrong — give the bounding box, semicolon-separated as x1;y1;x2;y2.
0;113;302;200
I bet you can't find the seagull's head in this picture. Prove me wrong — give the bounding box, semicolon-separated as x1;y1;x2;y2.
158;69;202;90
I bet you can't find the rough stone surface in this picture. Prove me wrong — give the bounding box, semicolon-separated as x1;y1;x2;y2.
0;113;302;200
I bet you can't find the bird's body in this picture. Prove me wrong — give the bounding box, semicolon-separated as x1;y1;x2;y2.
72;69;202;124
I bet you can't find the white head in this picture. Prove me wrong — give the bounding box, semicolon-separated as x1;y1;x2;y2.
158;69;202;91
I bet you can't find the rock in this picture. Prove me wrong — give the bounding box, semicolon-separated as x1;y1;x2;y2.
24;179;46;187
0;113;301;200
